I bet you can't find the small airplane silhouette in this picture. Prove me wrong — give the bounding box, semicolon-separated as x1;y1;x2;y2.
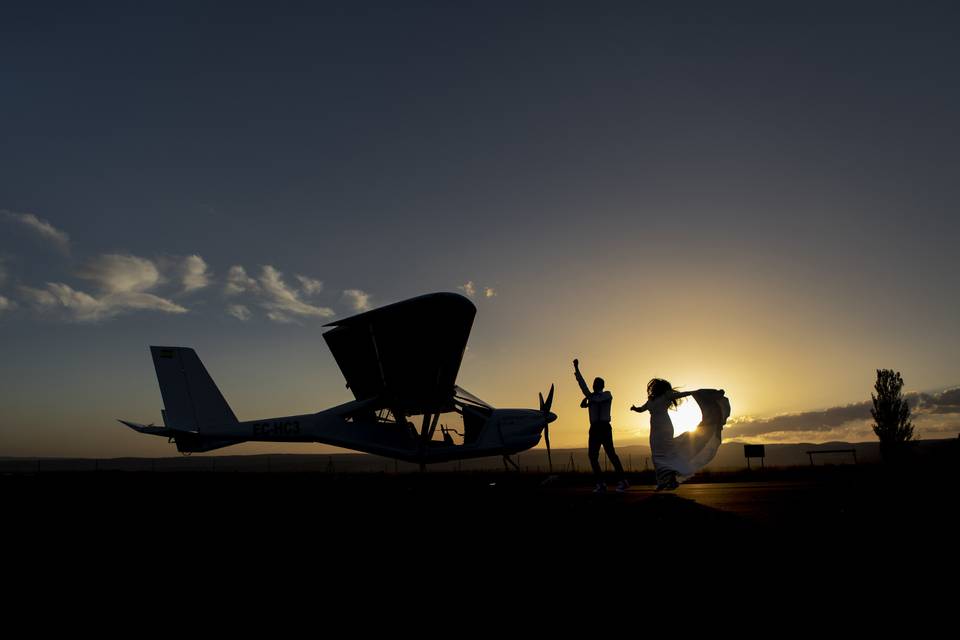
120;292;557;470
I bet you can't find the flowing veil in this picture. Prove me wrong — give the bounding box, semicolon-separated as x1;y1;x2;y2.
669;389;730;482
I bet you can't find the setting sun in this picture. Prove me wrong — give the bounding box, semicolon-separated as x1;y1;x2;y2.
670;398;703;435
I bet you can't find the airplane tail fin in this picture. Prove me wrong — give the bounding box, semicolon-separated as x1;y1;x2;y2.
150;346;238;433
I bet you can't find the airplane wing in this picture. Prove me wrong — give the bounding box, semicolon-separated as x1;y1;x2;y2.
322;292;476;415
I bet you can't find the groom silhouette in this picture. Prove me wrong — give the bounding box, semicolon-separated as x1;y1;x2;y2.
573;358;627;493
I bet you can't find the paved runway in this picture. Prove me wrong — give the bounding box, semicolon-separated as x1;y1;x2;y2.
4;470;951;557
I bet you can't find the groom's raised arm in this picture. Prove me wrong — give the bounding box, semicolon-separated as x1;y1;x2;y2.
573;359;591;398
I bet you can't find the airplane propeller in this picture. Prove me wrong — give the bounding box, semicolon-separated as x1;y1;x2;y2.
539;383;556;472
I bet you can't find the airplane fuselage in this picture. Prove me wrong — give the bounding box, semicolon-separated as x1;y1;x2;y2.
182;401;548;463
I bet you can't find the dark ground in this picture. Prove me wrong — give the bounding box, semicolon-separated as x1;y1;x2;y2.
7;465;954;618
5;466;959;614
6;463;956;559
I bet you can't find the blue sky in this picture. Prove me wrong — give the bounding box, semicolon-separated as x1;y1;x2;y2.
2;2;959;456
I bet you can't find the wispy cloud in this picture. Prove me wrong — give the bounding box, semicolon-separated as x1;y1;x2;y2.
225;267;341;322
2;210;70;251
181;255;210;293
296;275;323;296
0;294;15;313
342;289;372;312
225;265;259;296
77;254;160;293
726;402;873;438
2;209;362;324
266;310;297;323
6;235;356;324
19;282;187;322
257;265;334;322
18;253;187;321
725;387;960;442
915;387;960;414
459;281;497;299
18;286;58;309
227;304;251;321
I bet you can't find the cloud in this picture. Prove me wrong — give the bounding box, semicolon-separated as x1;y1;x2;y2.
16;252;187;321
0;295;15;313
2;210;70;251
342;289;372;312
225;265;259;296
266;310;296;323
726;401;873;438
459;281;496;299
181;255;210;293
296;275;324;296
227;304;251;321
18;286;58;308
77;254;160;293
19;282;187;322
257;265;334;321
724;424;880;445
11;250;350;324
224;265;338;323
914;387;960;414
725;387;960;442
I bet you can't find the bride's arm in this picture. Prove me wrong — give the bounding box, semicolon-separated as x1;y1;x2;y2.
630;402;649;413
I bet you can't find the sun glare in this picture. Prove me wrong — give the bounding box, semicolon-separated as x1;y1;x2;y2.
670;398;703;435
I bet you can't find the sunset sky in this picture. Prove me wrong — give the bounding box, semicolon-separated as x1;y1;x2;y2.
2;2;959;457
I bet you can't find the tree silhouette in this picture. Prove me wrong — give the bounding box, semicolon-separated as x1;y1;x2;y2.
871;369;914;462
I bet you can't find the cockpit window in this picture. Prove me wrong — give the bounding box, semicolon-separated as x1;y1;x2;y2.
453;385;494;411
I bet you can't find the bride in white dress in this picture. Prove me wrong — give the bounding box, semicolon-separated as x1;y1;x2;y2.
630;379;730;490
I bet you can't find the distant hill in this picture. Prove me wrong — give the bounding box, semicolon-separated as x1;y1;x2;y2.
2;438;956;473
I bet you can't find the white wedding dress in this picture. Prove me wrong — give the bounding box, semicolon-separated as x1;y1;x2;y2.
649;389;730;484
